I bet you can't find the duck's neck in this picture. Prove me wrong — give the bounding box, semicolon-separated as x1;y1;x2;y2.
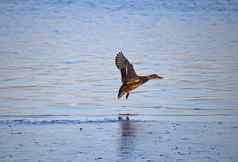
139;75;160;82
139;75;152;83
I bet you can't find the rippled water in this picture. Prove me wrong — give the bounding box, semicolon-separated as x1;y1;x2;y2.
0;0;238;118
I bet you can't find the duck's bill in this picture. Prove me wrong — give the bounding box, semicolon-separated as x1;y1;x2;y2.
157;75;163;79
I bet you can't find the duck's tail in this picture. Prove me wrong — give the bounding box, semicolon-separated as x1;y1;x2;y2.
117;86;124;99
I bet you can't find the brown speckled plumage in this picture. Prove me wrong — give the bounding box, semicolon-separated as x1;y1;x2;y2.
115;51;163;99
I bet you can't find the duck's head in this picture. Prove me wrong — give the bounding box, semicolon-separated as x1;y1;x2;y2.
149;74;163;80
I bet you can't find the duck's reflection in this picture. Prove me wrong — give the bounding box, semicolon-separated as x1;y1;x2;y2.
118;119;138;161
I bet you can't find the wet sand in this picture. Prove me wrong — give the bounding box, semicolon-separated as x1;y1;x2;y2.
0;116;238;162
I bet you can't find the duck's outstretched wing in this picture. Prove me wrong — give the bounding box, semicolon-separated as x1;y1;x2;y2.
115;51;137;83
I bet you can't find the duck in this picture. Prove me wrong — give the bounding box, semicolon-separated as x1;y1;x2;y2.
115;51;163;99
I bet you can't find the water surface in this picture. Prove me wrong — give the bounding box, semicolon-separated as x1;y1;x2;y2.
0;0;238;119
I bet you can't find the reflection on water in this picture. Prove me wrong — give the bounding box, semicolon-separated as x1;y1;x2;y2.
0;0;238;117
118;120;138;161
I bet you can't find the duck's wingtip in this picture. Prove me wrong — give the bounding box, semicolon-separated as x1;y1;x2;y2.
116;51;123;55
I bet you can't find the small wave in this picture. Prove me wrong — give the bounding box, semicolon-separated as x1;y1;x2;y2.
0;119;119;125
0;113;237;125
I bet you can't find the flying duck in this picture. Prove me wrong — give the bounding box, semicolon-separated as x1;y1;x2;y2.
115;51;163;99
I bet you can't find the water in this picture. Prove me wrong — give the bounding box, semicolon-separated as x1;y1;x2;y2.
1;0;238;118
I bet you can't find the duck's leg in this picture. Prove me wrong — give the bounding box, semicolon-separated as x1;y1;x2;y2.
126;92;130;99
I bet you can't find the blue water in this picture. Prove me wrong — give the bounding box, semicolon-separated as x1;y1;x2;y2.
0;0;238;118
